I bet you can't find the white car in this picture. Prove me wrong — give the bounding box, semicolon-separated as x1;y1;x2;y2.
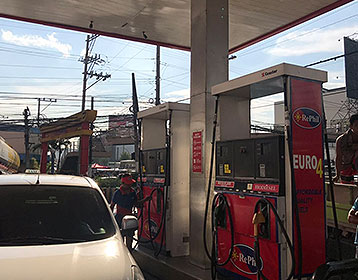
0;174;144;280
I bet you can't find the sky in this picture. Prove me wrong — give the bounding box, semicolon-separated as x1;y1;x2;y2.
0;0;357;130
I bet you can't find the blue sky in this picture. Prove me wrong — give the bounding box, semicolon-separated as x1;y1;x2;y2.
0;0;357;128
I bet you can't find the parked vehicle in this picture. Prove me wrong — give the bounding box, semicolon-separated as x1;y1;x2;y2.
0;174;144;280
0;136;20;174
118;160;136;174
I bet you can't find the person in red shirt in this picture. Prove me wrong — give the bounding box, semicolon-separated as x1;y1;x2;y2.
110;173;150;250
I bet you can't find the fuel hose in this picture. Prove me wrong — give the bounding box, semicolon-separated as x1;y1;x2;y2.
203;96;220;260
253;198;295;280
202;97;235;280
284;77;302;279
211;192;235;279
322;104;342;260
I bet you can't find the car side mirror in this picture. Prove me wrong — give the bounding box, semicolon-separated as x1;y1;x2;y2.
121;215;138;231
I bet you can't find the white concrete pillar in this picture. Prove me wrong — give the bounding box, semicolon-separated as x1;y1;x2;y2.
190;0;228;268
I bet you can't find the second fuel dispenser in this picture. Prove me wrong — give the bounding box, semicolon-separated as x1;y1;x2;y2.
137;102;190;257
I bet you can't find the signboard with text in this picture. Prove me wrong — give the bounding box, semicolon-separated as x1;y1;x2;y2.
192;131;202;173
109;114;134;138
290;77;325;276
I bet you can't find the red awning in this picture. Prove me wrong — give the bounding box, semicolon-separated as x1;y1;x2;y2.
91;163;110;169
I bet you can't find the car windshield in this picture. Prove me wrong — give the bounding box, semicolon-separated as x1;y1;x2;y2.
0;185;116;246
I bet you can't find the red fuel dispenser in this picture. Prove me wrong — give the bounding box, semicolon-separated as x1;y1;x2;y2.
137;102;190;257
138;148;167;252
209;63;328;279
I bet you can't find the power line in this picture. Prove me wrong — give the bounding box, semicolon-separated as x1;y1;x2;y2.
305;50;358;67
233;0;358;57
0;64;82;70
233;13;358;59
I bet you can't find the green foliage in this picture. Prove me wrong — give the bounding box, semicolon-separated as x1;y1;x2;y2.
95;176;121;188
120;151;131;160
30;157;39;169
46;162;52;173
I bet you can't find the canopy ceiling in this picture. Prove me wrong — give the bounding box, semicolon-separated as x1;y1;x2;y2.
0;0;352;52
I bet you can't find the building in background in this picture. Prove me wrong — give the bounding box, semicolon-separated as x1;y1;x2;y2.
107;114;135;162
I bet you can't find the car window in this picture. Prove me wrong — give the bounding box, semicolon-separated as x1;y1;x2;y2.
0;185;116;246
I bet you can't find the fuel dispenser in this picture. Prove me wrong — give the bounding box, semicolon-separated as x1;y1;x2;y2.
209;63;327;279
137;102;190;257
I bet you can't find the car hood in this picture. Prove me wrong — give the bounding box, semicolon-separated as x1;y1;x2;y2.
0;235;136;280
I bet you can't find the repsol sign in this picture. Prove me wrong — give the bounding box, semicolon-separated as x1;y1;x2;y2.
231;244;263;275
293;107;321;129
144;219;159;238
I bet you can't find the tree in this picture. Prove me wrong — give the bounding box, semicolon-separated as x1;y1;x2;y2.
32;139;71;173
30;157;39;169
120;151;131;160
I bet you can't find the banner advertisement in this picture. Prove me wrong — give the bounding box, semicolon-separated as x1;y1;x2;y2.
290;77;325;275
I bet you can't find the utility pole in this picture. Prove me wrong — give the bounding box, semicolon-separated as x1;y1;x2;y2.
80;30;111;111
81;35;90;111
89;97;94;166
23;107;30;169
37;98;40;127
37;98;57;127
155;45;161;105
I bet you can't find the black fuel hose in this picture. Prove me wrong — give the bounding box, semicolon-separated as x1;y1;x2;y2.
288;137;302;280
211;192;235;279
154;186;167;257
253;198;295;280
211;193;235;266
253;237;267;280
322;104;342;260
134;113;171;255
285;78;302;279
132;187;164;244
147;187;165;254
154;110;172;257
203;96;219;260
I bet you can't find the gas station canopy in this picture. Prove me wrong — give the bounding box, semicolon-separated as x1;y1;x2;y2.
0;0;351;52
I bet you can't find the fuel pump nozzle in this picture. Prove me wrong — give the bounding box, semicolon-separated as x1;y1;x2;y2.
252;198;295;280
252;211;266;280
252;211;266;237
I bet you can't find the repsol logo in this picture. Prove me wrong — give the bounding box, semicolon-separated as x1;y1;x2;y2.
231;244;263;275
261;69;277;77
293;107;321;129
144;219;159;238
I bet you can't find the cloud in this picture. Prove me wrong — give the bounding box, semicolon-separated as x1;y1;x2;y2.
267;26;358;56
162;88;190;102
0;83;82;118
1;30;72;57
322;70;345;89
